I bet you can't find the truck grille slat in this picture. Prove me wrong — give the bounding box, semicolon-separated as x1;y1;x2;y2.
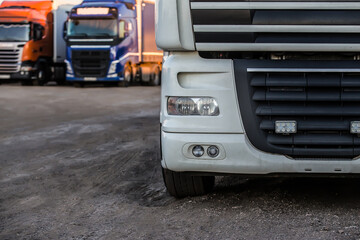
260;120;350;131
190;1;360;51
0;46;21;73
235;59;360;159
256;105;360;116
190;2;360;10
252;90;357;102
268;134;360;146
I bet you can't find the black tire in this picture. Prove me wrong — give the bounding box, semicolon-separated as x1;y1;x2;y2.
119;65;132;87
21;80;33;86
149;67;161;86
54;66;66;86
118;80;129;88
162;167;215;198
74;82;84;88
32;64;48;86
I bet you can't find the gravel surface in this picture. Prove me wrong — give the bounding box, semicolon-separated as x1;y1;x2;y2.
1;84;360;240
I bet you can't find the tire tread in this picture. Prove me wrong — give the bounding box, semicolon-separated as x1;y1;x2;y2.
162;168;215;198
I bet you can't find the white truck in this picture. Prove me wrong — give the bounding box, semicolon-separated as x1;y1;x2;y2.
156;0;360;198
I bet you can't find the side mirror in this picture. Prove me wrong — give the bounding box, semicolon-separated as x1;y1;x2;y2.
63;21;68;40
33;24;44;41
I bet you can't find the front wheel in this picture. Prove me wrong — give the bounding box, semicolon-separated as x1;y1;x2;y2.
21;80;32;86
149;67;161;86
119;65;132;88
74;82;84;88
162;167;215;198
32;65;48;86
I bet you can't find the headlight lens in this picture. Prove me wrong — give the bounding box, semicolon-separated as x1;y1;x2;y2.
20;66;33;72
64;60;73;74
109;60;119;73
167;97;219;116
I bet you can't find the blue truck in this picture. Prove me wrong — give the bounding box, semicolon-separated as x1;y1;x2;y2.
64;0;162;87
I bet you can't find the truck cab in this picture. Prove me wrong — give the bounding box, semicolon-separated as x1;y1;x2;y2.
65;0;162;87
0;1;52;85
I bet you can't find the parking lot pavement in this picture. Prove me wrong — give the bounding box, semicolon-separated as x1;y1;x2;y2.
1;84;360;240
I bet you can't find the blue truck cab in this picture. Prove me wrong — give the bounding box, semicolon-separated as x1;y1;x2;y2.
64;0;162;87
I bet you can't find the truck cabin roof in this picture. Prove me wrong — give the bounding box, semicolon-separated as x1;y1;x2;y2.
70;0;136;19
0;9;49;24
0;1;52;24
0;0;52;10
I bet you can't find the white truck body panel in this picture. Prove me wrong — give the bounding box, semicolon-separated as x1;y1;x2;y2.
155;0;194;51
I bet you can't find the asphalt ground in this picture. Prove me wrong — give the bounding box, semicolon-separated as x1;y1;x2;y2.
1;84;360;240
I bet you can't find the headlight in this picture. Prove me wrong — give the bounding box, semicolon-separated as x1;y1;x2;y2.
20;66;33;72
64;60;73;74
167;97;219;116
109;60;119;74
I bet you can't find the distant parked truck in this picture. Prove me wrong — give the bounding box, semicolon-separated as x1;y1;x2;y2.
0;0;82;85
64;0;162;87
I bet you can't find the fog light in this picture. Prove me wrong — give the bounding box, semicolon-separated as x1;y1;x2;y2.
275;121;297;134
207;145;219;158
192;145;204;157
351;121;360;134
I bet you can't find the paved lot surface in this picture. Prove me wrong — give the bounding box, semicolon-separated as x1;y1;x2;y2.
1;84;360;240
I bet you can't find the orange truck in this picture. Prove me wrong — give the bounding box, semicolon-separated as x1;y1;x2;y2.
0;0;81;85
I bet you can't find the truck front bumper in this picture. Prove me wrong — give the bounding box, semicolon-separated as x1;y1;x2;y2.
161;52;360;175
162;131;360;175
0;71;33;81
66;75;124;82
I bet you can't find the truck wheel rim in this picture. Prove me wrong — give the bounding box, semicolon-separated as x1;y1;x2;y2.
38;70;43;80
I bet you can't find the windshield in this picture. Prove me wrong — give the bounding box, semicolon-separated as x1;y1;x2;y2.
67;19;117;37
0;24;30;42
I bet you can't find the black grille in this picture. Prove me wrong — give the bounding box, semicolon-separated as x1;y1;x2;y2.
72;50;110;78
235;60;360;159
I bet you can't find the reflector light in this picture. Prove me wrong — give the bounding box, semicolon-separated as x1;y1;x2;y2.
275;121;297;134
77;7;110;15
351;121;360;134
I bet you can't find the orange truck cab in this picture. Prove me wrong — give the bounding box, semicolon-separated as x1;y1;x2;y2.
0;0;81;85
